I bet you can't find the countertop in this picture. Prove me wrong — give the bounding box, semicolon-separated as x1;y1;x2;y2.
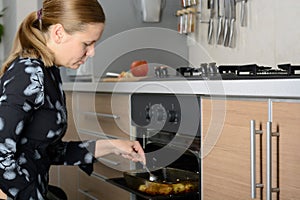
62;79;300;99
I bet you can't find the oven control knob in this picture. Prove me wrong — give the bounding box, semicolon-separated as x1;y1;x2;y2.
145;105;151;121
149;104;167;123
156;108;165;121
168;110;178;123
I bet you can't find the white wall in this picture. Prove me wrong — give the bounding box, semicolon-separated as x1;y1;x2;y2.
0;0;4;61
188;0;300;68
3;0;38;59
2;1;299;70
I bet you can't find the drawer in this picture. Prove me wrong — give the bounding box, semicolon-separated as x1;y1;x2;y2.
79;171;130;200
78;189;98;200
79;129;131;177
74;93;130;139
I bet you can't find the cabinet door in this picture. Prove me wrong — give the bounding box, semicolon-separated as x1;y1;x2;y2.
75;92;131;139
272;101;300;200
78;171;130;200
202;98;268;200
49;92;80;200
61;91;81;200
79;132;131;176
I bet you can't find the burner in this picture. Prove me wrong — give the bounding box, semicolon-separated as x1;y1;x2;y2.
176;63;219;79
278;64;300;75
218;64;300;79
147;63;300;81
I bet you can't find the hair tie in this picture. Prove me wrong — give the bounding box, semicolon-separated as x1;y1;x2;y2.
37;8;43;30
37;8;43;20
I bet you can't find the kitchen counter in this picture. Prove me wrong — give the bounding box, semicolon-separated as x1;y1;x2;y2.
62;79;300;99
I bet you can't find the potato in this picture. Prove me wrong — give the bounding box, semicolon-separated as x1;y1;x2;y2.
172;183;185;194
158;184;173;195
145;182;160;195
138;184;147;192
184;183;194;192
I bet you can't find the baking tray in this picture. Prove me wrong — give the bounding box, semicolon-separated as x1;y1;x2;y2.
124;167;198;195
107;177;199;200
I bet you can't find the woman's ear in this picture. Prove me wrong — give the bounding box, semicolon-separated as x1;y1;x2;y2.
50;23;65;44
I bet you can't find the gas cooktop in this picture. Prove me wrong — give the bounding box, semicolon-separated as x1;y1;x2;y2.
146;63;300;81
218;64;300;80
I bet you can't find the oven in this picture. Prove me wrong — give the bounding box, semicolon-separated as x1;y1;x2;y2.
108;93;201;200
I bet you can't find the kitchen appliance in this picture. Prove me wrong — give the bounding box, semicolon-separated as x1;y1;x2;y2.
144;63;300;81
218;63;300;79
108;93;201;200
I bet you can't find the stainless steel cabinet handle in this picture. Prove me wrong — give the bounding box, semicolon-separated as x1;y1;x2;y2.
250;120;264;199
266;121;280;200
84;111;120;119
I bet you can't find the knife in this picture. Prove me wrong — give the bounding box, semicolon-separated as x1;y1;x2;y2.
216;0;225;44
207;0;215;44
228;0;236;48
223;0;231;46
240;0;248;26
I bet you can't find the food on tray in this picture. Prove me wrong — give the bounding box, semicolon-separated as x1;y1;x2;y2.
124;167;198;196
137;181;195;195
172;183;185;194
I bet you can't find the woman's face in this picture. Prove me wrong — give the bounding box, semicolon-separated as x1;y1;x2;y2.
48;23;105;69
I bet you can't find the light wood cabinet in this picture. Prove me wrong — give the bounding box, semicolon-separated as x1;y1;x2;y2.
202;98;268;200
79;132;131;178
271;101;300;199
202;98;300;200
49;91;131;200
49;91;80;200
75;92;131;139
50;91;300;200
78;171;130;200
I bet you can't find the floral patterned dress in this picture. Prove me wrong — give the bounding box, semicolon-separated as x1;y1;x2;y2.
0;57;95;199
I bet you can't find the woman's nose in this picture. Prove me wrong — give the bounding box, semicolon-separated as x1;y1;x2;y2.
86;44;95;57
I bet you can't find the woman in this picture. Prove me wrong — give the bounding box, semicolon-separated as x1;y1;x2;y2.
0;0;145;199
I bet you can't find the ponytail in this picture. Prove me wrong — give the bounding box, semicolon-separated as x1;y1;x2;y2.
1;0;105;76
1;11;54;75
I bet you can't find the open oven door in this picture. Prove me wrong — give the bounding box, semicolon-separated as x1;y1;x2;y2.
107;143;201;200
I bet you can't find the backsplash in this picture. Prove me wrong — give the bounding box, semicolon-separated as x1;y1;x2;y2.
188;0;300;68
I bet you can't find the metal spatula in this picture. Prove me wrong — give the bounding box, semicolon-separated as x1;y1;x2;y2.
143;165;157;182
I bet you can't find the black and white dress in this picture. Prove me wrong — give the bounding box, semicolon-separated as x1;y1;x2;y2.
0;57;95;199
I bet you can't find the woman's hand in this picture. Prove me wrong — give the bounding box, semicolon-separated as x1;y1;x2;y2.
95;139;146;164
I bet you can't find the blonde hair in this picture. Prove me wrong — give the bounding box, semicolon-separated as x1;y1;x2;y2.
1;0;105;75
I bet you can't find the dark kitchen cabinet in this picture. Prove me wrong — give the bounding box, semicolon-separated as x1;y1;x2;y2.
201;98;269;200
